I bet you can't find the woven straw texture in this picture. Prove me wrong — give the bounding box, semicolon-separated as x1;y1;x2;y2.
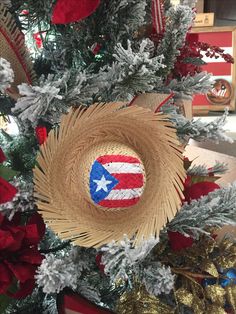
34;103;186;248
0;4;36;99
82;142;146;209
131;93;172;112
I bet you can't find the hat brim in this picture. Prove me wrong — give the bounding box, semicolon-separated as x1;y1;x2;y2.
34;103;185;248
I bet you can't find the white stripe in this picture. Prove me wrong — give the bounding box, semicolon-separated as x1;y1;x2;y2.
153;0;159;32
210;76;232;83
103;162;144;174
105;188;144;200
202;47;233;63
153;0;163;33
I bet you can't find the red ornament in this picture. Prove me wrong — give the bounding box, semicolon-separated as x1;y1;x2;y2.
33;32;43;49
91;43;102;55
168;231;193;251
184;181;220;203
21;10;29;15
0;212;45;299
35;126;48;145
58;291;114;314
52;0;101;25
95;253;105;273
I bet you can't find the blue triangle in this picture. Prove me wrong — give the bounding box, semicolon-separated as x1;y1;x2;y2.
90;161;119;204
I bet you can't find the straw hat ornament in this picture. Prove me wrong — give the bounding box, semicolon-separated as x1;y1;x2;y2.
0;4;36;100
34;101;186;248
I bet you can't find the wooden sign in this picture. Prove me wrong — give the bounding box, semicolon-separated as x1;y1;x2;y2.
193;13;214;27
191;26;236;114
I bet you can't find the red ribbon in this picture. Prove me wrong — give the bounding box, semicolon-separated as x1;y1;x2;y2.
152;0;165;34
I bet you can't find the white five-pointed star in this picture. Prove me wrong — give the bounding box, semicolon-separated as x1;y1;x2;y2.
93;175;112;192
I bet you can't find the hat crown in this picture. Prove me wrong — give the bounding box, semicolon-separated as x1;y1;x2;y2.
89;153;146;210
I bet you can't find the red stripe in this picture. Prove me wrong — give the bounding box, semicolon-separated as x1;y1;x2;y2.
154;0;161;33
0;28;33;85
99;198;140;208
152;0;164;33
128;95;138;106
193;31;232;47
97;155;140;164
202;63;231;76
112;173;144;189
192;94;210;106
155;92;174;112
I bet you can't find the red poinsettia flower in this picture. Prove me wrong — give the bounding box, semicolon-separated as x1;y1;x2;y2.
0;212;45;299
0;148;18;204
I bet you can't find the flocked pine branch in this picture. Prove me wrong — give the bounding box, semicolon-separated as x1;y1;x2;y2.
0;58;14;93
142;262;175;296
101;39;165;100
171;109;233;143
187;161;229;176
77;282;101;305
160;72;213;96
12;73;69;126
11;38;167;127
42;296;58;314
156;4;194;77
100;236;159;282
104;0;148;44
69;39;164;103
35;249;79;294
4;288;46;314
167;183;236;238
19;0;148;72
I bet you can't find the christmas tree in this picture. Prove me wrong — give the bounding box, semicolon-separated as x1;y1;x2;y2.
0;0;236;313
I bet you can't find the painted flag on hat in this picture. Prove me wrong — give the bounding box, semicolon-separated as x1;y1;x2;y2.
90;155;145;208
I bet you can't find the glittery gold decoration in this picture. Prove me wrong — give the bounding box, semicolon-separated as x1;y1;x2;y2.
205;285;225;306
116;285;174;314
215;238;236;269
155;236;236;313
205;305;226;314
201;260;218;277
175;287;204;314
226;286;236;312
175;288;193;307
